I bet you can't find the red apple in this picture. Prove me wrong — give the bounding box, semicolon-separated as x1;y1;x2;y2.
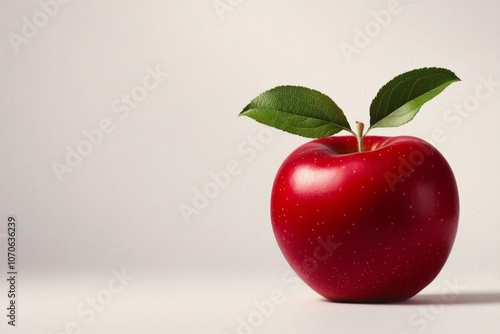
239;68;461;302
271;135;459;302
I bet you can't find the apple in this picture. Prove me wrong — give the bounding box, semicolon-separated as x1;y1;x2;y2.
270;135;459;302
239;67;461;302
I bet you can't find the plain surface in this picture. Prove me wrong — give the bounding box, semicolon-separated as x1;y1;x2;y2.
1;0;500;333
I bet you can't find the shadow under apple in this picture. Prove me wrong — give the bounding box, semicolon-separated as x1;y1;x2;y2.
319;292;500;305
401;291;500;305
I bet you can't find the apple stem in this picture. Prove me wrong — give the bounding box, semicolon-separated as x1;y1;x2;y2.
355;121;365;152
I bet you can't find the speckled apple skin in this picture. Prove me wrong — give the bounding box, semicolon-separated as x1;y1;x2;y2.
271;136;459;303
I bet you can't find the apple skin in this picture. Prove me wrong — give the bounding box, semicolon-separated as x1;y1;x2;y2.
271;135;459;303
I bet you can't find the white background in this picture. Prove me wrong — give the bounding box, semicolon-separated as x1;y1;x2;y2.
1;0;500;333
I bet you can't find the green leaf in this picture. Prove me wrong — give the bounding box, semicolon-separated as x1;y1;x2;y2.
369;67;460;129
239;86;351;138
